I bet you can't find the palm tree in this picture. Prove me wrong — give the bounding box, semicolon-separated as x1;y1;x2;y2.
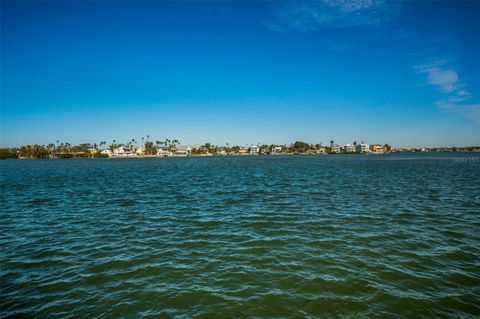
47;143;55;157
171;139;178;148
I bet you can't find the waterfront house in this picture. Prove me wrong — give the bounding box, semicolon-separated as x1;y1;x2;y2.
272;146;282;153
156;146;169;151
134;146;145;156
250;145;259;154
370;144;385;154
113;146;134;157
173;146;192;156
356;143;370;153
238;148;248;155
344;143;356;153
330;144;341;154
157;148;172;157
101;149;113;157
330;140;341;154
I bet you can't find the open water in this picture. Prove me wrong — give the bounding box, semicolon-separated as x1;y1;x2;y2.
1;153;479;318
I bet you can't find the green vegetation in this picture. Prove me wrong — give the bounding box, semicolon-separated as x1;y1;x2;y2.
291;141;311;153
18;145;50;158
0;148;18;159
144;142;156;155
92;151;109;158
6;137;476;159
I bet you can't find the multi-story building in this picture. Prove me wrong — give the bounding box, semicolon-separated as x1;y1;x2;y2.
101;149;113;157
250;145;259;154
174;146;192;156
356;143;370;153
134;146;145;156
370;144;385;154
330;145;341;154
344;143;356;153
157;148;172;157
272;146;282;153
330;140;341;154
113;146;134;157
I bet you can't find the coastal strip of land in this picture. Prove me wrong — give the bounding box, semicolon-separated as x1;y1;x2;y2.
1;139;479;159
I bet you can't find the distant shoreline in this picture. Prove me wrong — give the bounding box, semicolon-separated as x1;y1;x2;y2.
2;141;479;160
3;151;480;161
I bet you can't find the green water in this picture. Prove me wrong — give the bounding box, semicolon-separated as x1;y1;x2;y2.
1;153;479;318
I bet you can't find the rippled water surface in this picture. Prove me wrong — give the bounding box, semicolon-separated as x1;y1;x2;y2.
1;153;480;318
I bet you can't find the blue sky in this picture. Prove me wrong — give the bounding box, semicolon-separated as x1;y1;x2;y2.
1;1;479;147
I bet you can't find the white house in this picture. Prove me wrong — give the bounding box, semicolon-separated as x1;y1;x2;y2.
249;145;259;154
101;149;113;157
173;146;192;156
344;144;356;153
157;148;172;157
356;143;370;153
272;146;282;153
113;146;134;157
330;144;341;154
330;141;341;154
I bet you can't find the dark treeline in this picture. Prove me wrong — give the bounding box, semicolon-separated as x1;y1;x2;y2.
0;143;108;159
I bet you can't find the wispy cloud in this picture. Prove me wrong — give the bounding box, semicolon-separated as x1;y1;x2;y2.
436;100;480;125
415;60;462;93
265;0;397;32
416;59;479;125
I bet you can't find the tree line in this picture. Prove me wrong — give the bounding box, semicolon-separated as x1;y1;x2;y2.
0;136;180;159
1;139;396;159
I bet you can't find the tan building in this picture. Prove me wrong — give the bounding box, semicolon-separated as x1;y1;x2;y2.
237;149;248;155
370;144;385;154
330;144;341;154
